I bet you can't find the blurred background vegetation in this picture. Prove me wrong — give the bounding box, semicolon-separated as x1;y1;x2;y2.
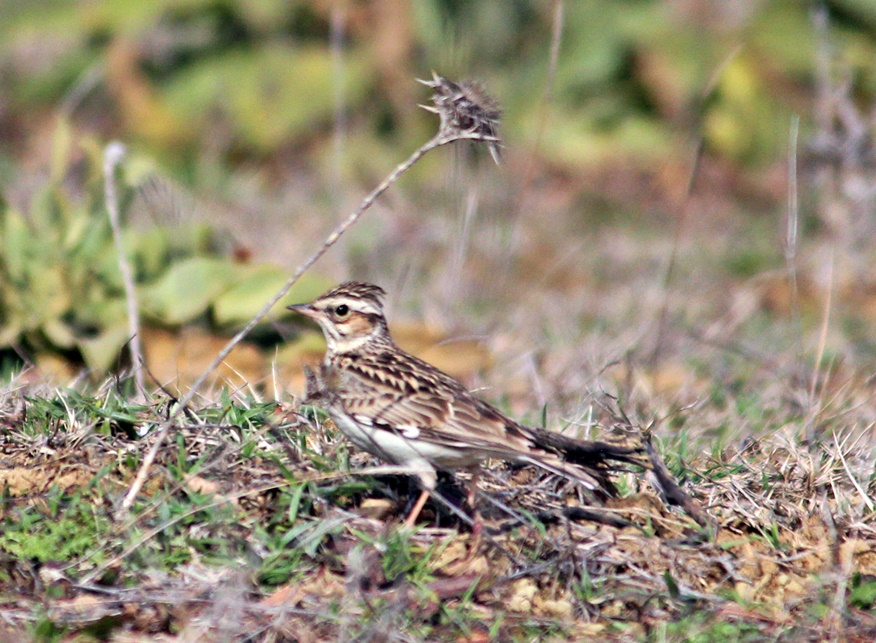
1;0;876;393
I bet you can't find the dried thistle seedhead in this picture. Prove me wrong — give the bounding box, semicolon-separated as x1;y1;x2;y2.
419;71;502;163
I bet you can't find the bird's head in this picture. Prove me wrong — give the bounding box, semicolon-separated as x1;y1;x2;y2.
288;281;390;353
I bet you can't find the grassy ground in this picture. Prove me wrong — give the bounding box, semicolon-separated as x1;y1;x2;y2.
2;163;876;640
1;363;875;641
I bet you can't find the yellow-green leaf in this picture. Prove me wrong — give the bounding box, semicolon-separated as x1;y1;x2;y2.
139;257;237;325
77;322;131;371
212;267;331;326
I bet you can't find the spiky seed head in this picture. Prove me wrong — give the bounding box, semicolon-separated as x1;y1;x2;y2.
418;71;502;163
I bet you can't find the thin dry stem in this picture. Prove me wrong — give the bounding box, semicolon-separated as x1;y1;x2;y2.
103;142;145;398
649;139;703;365
650;45;742;365
120;127;499;514
503;0;565;289
786;115;803;373
806;253;834;444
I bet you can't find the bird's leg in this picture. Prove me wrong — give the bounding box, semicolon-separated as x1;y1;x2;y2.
467;469;482;555
403;489;431;529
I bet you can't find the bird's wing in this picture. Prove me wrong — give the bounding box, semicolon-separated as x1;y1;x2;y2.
336;349;534;455
332;349;623;491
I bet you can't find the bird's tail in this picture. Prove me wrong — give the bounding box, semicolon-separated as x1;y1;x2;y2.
522;425;650;495
526;425;649;466
519;453;602;490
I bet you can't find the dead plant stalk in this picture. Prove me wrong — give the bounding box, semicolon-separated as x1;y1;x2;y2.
104;142;145;398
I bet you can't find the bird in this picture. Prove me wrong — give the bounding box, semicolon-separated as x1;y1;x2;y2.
288;281;644;531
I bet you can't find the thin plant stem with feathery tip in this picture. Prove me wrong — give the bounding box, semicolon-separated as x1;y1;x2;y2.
104;142;145;398
120;75;503;514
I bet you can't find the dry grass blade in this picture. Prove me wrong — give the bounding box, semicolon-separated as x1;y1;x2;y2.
832;430;875;512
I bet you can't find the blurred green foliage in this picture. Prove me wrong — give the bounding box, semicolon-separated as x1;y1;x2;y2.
0;121;327;372
0;0;875;172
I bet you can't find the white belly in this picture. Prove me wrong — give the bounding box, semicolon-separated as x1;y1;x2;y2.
329;410;465;490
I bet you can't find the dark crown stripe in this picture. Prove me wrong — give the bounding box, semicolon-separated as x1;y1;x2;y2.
322;281;387;307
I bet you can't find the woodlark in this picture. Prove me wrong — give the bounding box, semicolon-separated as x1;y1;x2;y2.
289;281;643;529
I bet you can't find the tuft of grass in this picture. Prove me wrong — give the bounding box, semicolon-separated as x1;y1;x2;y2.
1;488;108;562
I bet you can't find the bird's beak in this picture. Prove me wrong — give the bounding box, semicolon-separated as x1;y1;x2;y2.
287;303;319;319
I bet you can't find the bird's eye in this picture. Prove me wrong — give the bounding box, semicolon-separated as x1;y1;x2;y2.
335;304;349;317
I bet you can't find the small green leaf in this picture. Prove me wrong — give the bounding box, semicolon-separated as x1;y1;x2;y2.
126;227;170;280
42;317;77;349
77;321;132;371
663;570;680;599
851;575;876;609
139;257;237;325
75;298;128;328
27;264;72;325
1;208;32;282
50;117;73;183
213;268;331;326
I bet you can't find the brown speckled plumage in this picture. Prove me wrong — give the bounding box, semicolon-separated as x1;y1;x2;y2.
289;281;643;525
